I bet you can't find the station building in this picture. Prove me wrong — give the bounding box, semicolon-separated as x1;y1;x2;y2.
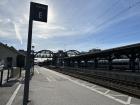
0;42;25;68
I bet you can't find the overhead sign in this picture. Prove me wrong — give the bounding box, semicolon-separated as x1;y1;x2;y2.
30;2;48;22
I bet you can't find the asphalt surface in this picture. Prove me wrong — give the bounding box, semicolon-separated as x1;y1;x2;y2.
2;66;140;105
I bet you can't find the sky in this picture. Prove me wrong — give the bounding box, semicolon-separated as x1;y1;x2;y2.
0;0;140;52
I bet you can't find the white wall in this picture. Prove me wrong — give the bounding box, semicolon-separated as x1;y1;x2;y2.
0;45;19;67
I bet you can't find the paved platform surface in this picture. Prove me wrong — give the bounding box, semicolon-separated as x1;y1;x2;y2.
0;69;24;105
2;66;140;105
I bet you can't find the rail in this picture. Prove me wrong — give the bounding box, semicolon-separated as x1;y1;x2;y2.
49;66;140;97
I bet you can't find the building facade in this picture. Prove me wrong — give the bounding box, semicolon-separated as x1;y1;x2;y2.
0;43;25;68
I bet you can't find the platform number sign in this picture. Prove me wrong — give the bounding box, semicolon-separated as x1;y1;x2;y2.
31;2;48;22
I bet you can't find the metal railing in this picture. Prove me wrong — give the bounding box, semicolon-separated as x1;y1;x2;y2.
0;66;23;86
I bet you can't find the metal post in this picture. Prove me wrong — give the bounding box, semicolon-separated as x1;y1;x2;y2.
0;70;3;86
108;56;113;70
19;67;22;77
108;58;112;70
84;60;88;68
23;2;48;105
72;60;75;67
94;58;98;69
32;46;35;75
32;56;34;75
67;60;70;67
23;6;33;105
33;50;35;75
138;57;140;72
77;60;81;68
129;53;136;72
7;69;10;82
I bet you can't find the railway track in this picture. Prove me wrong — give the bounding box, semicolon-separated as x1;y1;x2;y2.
48;66;140;98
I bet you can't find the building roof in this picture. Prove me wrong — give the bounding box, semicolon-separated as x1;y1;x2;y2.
0;42;25;56
64;43;140;60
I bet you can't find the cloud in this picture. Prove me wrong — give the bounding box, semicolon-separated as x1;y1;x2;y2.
0;18;14;37
32;42;39;46
34;5;140;40
34;23;97;39
0;16;26;44
0;30;10;37
35;23;66;30
0;0;8;5
0;0;140;51
13;23;23;45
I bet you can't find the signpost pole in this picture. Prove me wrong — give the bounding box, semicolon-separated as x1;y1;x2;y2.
23;2;48;105
23;6;33;105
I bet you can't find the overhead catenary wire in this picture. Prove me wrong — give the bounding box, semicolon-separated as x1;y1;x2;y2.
96;1;140;29
94;0;121;21
89;0;140;48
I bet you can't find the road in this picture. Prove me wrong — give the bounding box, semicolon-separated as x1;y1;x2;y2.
4;66;140;105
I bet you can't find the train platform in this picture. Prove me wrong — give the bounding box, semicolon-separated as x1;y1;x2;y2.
5;66;139;105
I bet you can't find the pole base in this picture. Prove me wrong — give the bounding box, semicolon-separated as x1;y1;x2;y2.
27;99;31;103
